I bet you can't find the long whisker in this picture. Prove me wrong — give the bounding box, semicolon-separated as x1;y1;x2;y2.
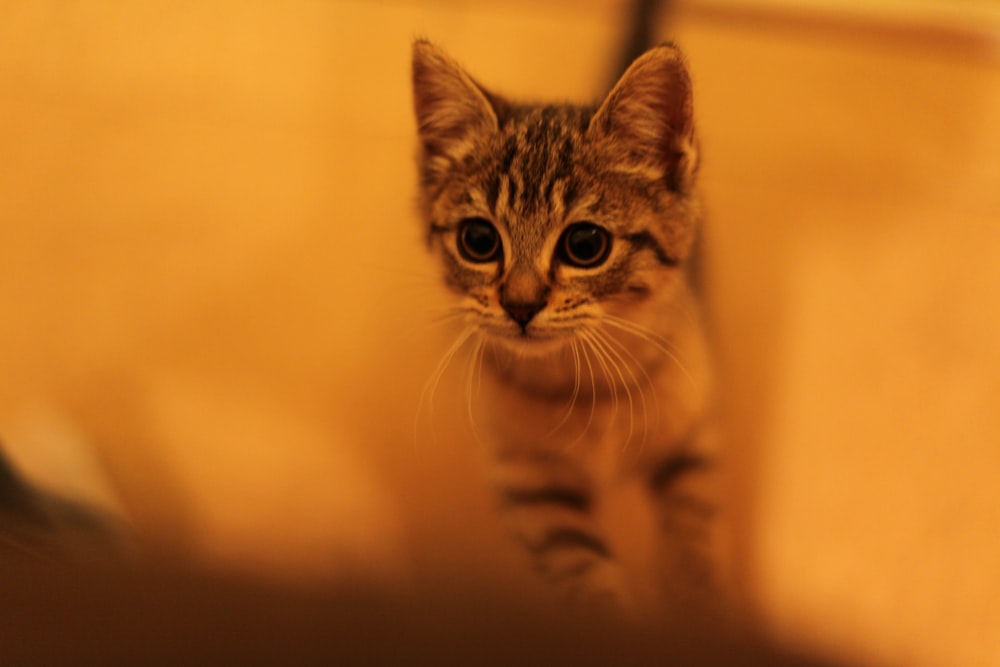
465;334;487;445
572;336;598;448
426;306;479;323
601;313;680;351
579;329;619;443
383;306;471;351
600;326;660;447
414;326;476;447
475;337;489;399
587;329;636;451
546;339;582;438
601;315;696;388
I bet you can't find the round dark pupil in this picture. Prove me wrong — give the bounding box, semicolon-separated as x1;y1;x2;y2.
463;220;498;258
568;226;605;261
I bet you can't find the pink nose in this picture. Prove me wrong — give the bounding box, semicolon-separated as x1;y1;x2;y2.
502;302;544;328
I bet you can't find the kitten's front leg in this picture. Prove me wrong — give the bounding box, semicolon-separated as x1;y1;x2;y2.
647;421;727;615
491;446;632;611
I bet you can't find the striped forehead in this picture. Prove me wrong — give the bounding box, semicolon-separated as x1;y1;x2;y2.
482;105;593;244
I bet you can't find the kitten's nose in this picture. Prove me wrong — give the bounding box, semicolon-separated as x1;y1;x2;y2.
499;264;549;329
502;301;545;328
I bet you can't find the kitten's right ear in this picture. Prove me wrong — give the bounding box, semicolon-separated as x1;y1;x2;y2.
412;40;499;179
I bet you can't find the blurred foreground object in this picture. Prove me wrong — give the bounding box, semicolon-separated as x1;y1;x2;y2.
0;559;841;667
0;447;127;564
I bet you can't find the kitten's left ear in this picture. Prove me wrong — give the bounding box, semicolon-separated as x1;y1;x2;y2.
588;43;698;194
412;40;500;180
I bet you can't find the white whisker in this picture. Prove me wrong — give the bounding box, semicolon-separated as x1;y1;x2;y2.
579;329;619;443
600;326;661;448
414;326;477;447
475;337;489;399
572;336;599;448
465;334;487;445
587;329;637;451
382;306;471;351
601;314;696;388
546;339;582;439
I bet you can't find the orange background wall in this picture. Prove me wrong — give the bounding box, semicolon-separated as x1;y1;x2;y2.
1;2;998;665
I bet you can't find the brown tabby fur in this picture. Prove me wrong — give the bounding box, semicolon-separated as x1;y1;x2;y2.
412;40;722;614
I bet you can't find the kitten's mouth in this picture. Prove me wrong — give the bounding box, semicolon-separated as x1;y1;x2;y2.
485;324;570;355
491;323;555;340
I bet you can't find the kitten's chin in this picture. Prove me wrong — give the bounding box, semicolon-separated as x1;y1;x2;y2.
489;331;569;358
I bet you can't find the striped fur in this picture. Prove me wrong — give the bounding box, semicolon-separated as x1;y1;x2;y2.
412;41;721;614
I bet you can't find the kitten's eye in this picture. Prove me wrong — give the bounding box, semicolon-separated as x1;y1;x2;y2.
457;217;501;263
560;222;611;268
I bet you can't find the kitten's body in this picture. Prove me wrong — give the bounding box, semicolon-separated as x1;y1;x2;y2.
413;41;723;613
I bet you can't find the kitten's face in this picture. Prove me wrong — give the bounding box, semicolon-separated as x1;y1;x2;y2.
412;42;700;356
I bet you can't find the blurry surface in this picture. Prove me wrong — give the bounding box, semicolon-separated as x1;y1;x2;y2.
1;1;998;665
679;13;1000;667
0;561;840;667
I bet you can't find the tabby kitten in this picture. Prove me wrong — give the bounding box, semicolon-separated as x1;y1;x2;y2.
412;40;721;612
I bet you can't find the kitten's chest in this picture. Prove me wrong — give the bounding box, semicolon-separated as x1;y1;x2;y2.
477;351;702;468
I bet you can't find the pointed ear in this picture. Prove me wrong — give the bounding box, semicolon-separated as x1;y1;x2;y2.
412;40;499;180
588;44;698;193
